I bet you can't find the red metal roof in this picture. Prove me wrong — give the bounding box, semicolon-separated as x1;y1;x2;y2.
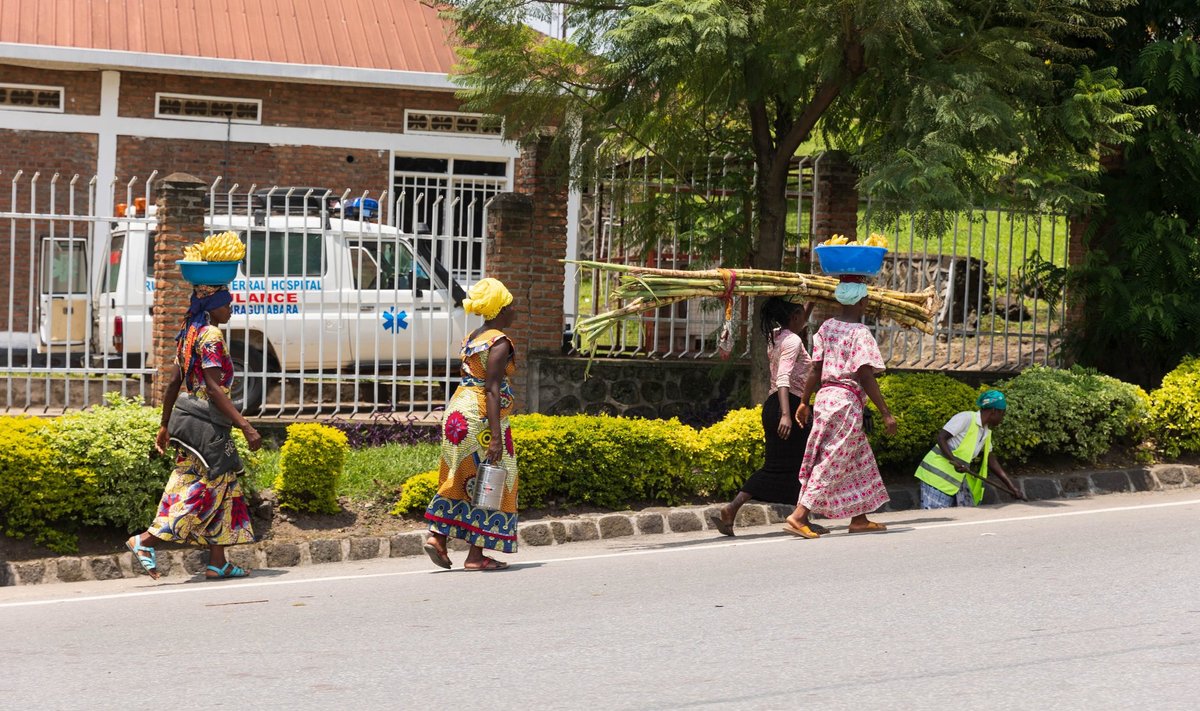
0;0;459;75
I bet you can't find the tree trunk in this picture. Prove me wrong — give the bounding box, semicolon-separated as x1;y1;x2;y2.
747;171;790;406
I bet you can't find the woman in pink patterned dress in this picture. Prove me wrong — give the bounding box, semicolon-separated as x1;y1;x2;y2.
783;279;897;538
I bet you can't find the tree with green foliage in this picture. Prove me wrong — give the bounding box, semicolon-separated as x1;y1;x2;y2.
1068;3;1200;388
445;0;1150;398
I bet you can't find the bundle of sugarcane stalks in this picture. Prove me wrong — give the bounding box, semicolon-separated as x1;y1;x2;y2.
567;260;939;351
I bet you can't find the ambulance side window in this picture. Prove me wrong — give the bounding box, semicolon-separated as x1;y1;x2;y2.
245;231;323;277
349;241;423;291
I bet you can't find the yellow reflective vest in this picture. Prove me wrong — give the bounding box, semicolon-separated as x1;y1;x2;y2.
914;415;991;505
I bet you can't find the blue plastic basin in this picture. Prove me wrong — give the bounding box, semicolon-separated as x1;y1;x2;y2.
177;260;240;285
813;245;887;276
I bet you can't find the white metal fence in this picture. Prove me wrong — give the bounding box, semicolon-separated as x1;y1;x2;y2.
567;154;1069;371
1;171;498;419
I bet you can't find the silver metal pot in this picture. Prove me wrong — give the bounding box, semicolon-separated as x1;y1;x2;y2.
473;463;508;511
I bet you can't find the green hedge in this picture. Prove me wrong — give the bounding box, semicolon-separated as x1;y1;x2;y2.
275;423;349;514
512;413;699;510
0;417;91;553
992;365;1149;464
52;394;176;535
868;372;979;469
1148;357;1200;458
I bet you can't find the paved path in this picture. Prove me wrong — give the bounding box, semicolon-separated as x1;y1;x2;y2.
3;491;1200;710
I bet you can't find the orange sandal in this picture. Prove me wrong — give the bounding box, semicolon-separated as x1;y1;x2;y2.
847;522;888;534
782;522;822;539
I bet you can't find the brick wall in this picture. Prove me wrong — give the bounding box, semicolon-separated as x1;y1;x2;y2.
116;136;392;194
117;72;461;133
0;130;99;329
0;65;102;115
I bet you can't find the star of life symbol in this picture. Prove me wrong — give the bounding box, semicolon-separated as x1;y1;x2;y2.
382;309;409;332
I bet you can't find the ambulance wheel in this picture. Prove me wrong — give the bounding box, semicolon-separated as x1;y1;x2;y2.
230;345;268;415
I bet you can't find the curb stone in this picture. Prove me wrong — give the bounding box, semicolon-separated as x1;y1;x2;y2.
5;464;1197;587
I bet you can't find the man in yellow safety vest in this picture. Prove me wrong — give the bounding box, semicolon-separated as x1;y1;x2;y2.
915;390;1025;508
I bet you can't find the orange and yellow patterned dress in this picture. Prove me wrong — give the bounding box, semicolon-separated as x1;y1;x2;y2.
148;326;254;547
424;329;519;552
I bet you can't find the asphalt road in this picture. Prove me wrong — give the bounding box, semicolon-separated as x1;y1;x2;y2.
3;491;1200;710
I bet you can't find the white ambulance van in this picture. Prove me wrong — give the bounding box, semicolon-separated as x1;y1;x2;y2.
43;191;470;411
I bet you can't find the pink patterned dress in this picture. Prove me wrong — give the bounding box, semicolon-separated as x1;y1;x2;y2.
797;318;890;518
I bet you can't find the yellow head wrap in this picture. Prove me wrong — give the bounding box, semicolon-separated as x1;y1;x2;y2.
463;277;513;320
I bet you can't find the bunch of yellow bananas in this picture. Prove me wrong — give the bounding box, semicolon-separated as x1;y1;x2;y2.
182;231;246;262
819;232;890;248
862;232;890;248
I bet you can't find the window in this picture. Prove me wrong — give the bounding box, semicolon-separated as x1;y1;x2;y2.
244;231;323;277
40;239;88;294
156;93;262;124
144;231;159;276
0;83;64;113
107;235;125;293
349;240;427;290
404;110;503;137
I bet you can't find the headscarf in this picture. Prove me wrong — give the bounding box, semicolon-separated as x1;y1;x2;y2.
977;389;1007;411
176;285;233;378
463;277;513;321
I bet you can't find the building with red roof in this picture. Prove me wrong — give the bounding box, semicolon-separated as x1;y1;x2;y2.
0;0;516;218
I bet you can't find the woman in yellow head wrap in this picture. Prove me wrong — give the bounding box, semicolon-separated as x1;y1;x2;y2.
424;277;519;571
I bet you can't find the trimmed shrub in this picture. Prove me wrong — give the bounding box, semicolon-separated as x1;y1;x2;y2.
275;423;349;514
993;365;1149;464
693;407;765;498
1148;357;1200;458
511;413;700;510
867;372;979;470
51;394;174;533
390;470;440;515
0;417;92;553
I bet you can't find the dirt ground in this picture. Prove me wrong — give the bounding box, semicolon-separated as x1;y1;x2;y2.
2;455;1190;564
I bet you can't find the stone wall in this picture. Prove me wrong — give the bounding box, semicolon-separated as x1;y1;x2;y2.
528;355;752;421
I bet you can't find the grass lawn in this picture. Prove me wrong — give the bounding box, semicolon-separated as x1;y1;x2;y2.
249;442;440;503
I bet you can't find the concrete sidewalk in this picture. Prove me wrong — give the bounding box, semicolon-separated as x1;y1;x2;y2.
3;462;1197;587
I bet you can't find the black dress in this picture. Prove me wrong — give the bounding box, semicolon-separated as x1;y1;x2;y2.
739;391;811;504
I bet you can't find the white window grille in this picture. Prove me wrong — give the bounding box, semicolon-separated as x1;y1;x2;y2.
404;110;503;137
0;83;64;113
155;93;262;124
391;155;509;284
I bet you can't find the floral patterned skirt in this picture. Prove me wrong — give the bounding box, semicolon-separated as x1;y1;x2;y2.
148;455;255;547
424;387;519;553
797;387;890;518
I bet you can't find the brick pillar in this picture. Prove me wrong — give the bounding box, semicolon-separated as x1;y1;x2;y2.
811;150;860;249
807;151;862;328
150;173;207;405
485;135;568;411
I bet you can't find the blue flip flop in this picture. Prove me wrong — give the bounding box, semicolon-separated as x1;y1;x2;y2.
126;536;159;579
205;562;250;580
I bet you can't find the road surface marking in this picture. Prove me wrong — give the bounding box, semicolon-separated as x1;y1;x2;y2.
2;496;1197;609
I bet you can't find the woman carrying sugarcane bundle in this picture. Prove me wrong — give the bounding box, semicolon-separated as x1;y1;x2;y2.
783;276;897;537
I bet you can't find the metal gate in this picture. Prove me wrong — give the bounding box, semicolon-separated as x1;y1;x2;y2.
567;153;1068;371
1;170;505;419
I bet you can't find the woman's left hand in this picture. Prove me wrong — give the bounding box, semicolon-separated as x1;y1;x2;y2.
883;414;898;436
